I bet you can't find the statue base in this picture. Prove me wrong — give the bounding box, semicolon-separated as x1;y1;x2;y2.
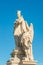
7;49;37;65
7;59;37;65
21;60;37;65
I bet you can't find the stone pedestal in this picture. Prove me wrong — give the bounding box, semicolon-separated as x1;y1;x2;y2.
21;60;37;65
7;49;37;65
7;60;36;65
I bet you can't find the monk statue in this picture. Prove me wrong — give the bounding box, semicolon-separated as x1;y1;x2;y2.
14;10;34;61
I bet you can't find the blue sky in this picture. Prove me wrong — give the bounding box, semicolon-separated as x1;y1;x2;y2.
0;0;43;65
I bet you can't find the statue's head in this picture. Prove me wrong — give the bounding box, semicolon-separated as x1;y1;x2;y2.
17;10;21;18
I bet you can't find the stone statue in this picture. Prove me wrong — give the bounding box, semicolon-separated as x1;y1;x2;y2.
14;10;34;61
7;10;37;65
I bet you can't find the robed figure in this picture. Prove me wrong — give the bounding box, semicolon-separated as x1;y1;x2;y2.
14;11;34;61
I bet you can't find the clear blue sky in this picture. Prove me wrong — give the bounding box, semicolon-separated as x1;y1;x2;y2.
0;0;43;65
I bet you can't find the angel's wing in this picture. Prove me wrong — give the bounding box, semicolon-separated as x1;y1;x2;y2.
29;23;34;42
